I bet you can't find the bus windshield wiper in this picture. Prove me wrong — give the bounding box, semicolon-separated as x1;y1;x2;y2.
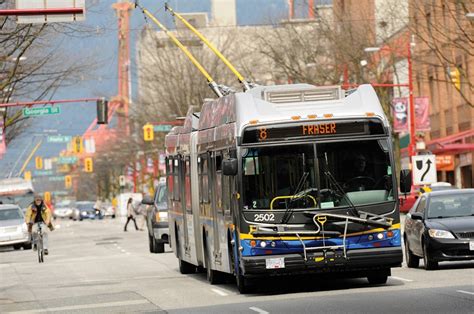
281;172;308;224
322;153;359;217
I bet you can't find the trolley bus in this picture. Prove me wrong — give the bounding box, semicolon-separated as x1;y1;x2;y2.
165;83;410;293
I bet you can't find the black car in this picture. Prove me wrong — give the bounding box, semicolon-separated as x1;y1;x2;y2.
76;201;96;220
404;189;474;270
142;182;169;253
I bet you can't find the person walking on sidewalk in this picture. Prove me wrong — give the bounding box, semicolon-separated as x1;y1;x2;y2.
124;197;138;231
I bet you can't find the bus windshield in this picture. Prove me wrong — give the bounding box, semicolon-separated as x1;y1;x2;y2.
0;191;34;209
242;139;393;210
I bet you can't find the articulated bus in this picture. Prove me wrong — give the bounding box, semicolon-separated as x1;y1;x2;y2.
165;84;410;293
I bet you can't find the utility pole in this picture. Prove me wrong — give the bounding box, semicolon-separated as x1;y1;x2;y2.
112;0;134;136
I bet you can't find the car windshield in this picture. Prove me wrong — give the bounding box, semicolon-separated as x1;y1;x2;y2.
427;192;474;218
155;185;167;204
241;139;394;210
0;208;22;220
77;203;94;210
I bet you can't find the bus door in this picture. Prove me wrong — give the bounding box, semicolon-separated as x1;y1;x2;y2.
212;152;223;265
183;157;193;258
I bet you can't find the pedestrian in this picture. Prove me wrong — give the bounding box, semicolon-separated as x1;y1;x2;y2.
25;194;54;255
124;197;138;232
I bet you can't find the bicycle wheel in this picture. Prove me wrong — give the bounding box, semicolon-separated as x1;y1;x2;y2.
37;235;44;263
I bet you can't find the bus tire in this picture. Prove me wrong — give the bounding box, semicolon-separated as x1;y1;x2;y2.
236;273;250;294
205;245;224;284
367;270;388;285
179;258;196;274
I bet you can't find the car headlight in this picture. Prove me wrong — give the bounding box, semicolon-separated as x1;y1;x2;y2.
428;229;455;239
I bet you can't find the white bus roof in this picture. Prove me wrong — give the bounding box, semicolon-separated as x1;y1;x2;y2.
0;178;34;195
234;84;388;135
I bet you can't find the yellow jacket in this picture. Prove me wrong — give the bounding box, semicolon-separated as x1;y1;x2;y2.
25;203;52;225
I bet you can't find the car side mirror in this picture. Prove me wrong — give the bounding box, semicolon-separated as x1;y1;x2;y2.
222;158;238;176
410;212;423;220
400;169;412;193
141;196;154;205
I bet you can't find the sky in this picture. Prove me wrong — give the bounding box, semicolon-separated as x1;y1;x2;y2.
0;0;329;191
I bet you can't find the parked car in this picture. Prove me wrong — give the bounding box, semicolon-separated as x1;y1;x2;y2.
399;182;457;213
142;182;168;253
53;200;77;220
404;189;474;270
76;201;96;220
0;204;32;250
103;202;116;218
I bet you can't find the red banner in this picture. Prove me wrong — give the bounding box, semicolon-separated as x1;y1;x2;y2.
392;97;431;133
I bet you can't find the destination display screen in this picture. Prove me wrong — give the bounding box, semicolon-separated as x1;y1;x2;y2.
242;120;385;144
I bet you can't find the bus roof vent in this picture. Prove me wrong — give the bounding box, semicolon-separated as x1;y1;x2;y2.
264;86;343;104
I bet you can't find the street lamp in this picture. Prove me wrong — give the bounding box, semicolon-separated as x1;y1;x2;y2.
364;42;416;159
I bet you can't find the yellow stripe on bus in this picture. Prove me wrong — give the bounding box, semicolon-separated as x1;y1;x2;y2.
239;223;401;240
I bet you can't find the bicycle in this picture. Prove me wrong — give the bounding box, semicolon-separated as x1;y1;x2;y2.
34;223;45;263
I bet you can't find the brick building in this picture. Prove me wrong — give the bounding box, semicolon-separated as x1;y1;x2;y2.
333;0;473;188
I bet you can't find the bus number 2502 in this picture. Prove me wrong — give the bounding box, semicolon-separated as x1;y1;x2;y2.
254;213;275;222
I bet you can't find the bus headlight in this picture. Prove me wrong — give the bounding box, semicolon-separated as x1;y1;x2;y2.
260;241;267;248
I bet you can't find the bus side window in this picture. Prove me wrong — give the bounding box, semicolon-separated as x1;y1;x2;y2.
202;155;209;204
215;153;223;213
173;158;180;201
185;157;192;213
166;157;174;201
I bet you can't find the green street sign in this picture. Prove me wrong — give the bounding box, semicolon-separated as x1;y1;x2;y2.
154;125;173;132
22;106;61;117
47;135;72;143
49;176;66;182
33;170;53;176
52;191;70;196
58;156;78;164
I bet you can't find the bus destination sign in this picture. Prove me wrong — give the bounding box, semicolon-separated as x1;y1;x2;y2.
242;120;385;144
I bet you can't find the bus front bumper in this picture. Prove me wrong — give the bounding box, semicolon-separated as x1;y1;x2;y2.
240;247;402;277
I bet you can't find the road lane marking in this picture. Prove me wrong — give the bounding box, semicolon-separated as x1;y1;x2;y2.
249;306;269;314
391;276;413;282
457;290;474;296
211;288;228;296
8;299;149;313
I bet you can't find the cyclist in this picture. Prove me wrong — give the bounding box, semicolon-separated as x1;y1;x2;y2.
25;194;54;255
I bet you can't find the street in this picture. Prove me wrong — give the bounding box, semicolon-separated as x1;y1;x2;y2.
0;216;473;314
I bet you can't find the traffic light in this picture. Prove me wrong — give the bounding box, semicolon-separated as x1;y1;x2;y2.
73;136;83;154
84;157;93;173
449;67;461;90
44;192;51;203
143;123;154;141
97;98;108;124
65;175;72;188
35;156;43;170
24;171;32;181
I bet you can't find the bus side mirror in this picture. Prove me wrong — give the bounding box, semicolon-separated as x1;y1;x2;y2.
223;158;238;176
400;169;412;193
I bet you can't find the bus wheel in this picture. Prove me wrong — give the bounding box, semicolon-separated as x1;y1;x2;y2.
205;247;224;284
367;270;388;285
179;258;196;274
236;272;251;294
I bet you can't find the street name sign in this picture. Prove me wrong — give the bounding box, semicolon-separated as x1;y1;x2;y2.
412;155;437;185
49;176;66;182
47;135;72;143
23;106;61;117
154;125;173;132
58;156;78;164
33;170;53;176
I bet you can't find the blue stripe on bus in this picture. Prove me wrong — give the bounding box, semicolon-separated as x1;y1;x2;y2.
240;229;401;256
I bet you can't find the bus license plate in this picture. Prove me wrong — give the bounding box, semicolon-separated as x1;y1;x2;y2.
470;241;474;251
266;257;285;269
